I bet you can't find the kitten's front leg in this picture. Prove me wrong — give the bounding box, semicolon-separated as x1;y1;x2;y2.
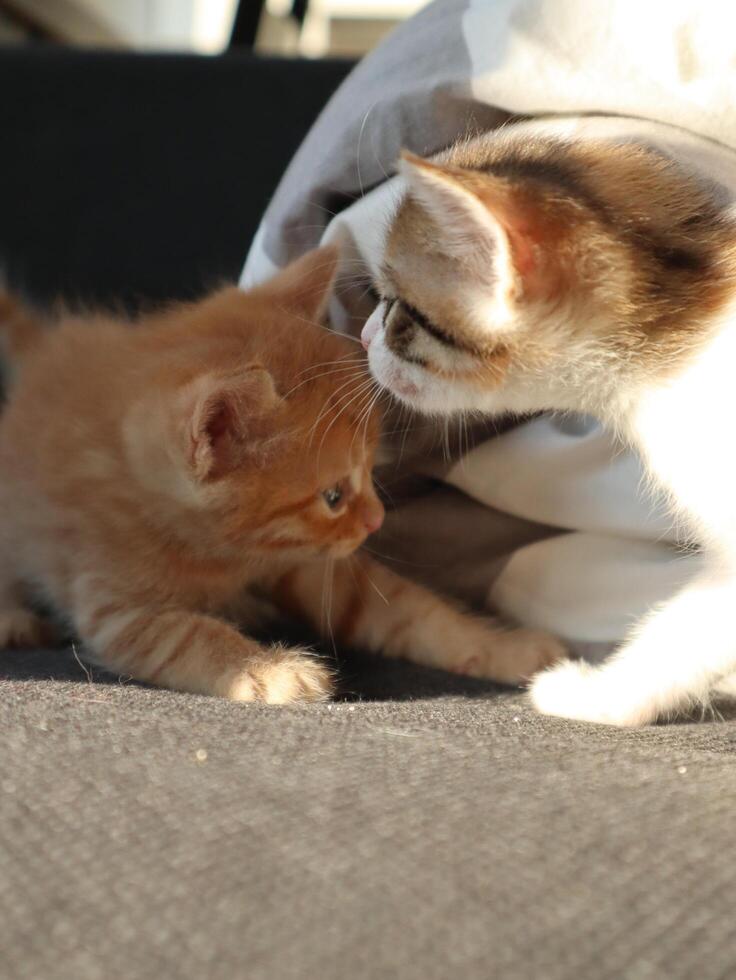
0;570;54;648
273;554;567;685
530;567;736;726
72;590;333;702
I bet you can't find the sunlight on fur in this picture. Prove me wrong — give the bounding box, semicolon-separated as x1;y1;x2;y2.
0;246;567;702
361;129;736;726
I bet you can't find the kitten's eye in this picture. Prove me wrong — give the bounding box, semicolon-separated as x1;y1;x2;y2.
322;485;343;510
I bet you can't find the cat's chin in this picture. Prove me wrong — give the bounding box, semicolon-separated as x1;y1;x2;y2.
367;339;485;417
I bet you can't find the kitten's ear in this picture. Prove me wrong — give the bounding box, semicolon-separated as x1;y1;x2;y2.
183;365;282;479
259;245;339;321
399;151;538;291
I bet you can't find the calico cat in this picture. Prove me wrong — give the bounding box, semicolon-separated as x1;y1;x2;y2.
0;247;565;702
361;121;736;726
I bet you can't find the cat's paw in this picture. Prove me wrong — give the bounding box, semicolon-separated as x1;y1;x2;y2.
225;648;334;704
0;608;54;648
529;660;656;727
458;626;568;686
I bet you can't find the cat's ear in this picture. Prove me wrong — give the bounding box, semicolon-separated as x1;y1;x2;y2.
399;151;538;292
259;245;339;322
183;365;282;480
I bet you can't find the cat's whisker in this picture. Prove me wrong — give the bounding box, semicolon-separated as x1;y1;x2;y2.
443;417;451;464
307;376;375;445
272;303;364;347
354;283;379;305
304;194;359;219
282;365;367;401
396;404;413;468
356;101;379;199
290;362;365;386
358;387;387;458
290;367;367;405
316;378;378;459
350;382;382;454
307;369;372;418
294;354;366;378
290;365;365;390
325;375;379;430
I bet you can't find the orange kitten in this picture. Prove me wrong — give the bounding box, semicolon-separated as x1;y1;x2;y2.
362;128;736;725
0;247;565;702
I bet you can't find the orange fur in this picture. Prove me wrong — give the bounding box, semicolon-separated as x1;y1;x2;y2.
0;246;566;701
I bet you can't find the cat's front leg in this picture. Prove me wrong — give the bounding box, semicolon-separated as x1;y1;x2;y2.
273;554;567;685
530;567;736;726
72;589;333;702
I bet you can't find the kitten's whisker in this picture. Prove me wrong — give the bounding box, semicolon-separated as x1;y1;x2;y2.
371;473;396;510
362;566;389;606
321;557;337;658
361;545;440;569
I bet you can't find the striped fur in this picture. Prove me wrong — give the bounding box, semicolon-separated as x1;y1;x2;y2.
271;554;565;685
0;246;566;702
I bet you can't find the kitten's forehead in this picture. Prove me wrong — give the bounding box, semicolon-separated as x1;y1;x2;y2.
283;381;379;476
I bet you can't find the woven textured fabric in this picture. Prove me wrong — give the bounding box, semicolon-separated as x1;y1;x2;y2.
2;647;735;980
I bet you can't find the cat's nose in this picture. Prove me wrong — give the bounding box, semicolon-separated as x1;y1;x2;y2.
362;500;385;534
361;307;382;350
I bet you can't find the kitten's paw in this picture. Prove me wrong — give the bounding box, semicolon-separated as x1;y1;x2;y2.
458;627;568;686
529;660;656;727
0;608;54;648
225;649;334;704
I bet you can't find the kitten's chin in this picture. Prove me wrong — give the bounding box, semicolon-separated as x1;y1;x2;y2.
329;537;367;560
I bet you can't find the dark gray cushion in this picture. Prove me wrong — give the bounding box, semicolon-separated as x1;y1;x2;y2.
2;646;733;980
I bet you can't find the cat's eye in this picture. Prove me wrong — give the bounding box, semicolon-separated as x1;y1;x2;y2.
382;297;396;326
322;485;343;510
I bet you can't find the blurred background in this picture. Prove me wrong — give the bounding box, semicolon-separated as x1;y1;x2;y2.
0;0;432;307
0;0;426;56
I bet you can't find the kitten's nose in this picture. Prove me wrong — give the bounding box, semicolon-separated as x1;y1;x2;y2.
362;500;385;534
361;307;382;350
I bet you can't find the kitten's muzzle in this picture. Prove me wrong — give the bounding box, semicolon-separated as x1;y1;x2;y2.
361;498;384;534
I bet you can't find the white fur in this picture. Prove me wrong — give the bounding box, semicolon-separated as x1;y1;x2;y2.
368;268;736;725
531;303;736;726
367;327;488;414
399;157;509;267
542;301;736;724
